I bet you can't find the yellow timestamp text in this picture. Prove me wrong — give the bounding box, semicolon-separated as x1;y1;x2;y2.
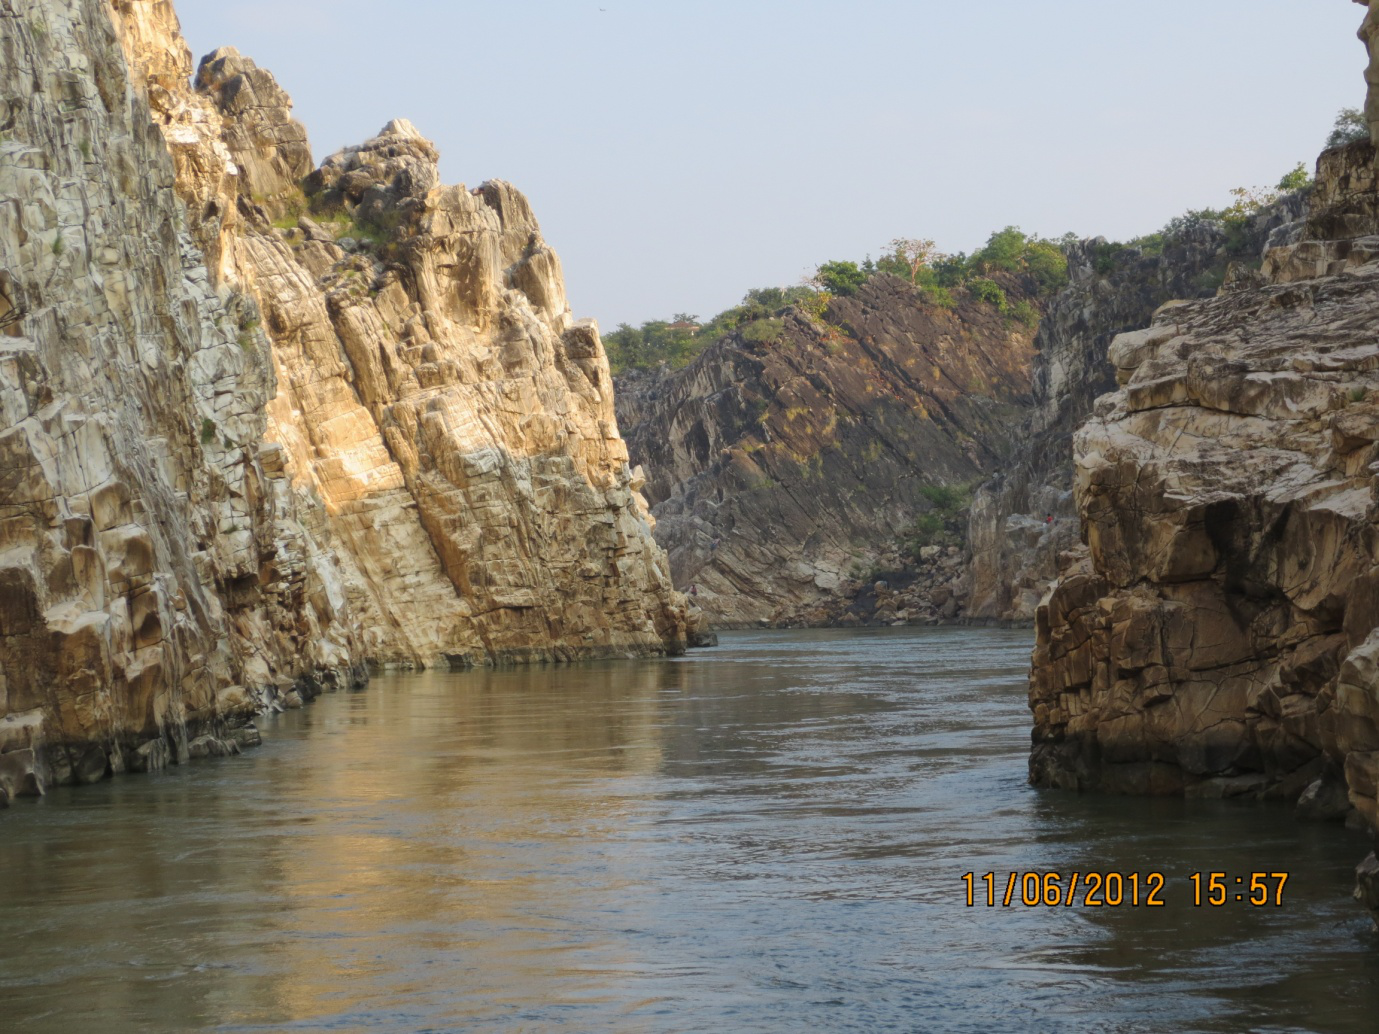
960;871;1290;908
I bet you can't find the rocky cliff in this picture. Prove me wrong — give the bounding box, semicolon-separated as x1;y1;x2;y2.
1031;1;1379;920
966;204;1304;624
0;0;688;806
616;273;1038;626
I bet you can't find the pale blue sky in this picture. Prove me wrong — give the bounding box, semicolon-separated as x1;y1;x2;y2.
176;1;1366;329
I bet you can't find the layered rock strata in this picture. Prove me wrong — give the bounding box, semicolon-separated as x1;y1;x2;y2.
0;0;688;806
1029;137;1379;921
616;274;1038;626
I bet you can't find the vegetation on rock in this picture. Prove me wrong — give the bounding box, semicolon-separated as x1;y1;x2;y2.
605;226;1067;374
603;286;817;372
1326;106;1371;148
901;483;976;556
1091;163;1314;280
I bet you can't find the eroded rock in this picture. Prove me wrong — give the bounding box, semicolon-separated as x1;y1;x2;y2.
0;0;692;799
1030;42;1379;914
616;273;1039;627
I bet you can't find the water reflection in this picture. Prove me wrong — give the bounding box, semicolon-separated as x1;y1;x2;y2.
0;627;1375;1033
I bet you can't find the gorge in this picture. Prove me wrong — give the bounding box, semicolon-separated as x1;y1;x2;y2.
1;2;1379;1028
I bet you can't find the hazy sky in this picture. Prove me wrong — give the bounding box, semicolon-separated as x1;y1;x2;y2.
176;1;1366;329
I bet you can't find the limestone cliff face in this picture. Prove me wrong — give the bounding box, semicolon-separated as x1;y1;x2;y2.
1029;137;1379;914
0;0;687;806
616;274;1038;627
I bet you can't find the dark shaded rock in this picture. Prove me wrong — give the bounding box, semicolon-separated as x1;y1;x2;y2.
187;735;240;760
617;273;1040;626
1357;853;1379;927
968;200;1304;623
226;724;263;750
1298;774;1354;821
0;749;44;798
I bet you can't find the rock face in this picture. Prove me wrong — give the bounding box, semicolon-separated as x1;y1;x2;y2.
965;212;1302;624
1029;136;1379;915
0;0;687;805
616;274;1038;626
1361;0;1379;142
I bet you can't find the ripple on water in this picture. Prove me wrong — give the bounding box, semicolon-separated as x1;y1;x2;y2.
0;626;1375;1033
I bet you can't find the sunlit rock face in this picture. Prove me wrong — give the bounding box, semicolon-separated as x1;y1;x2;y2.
115;5;691;667
0;0;366;802
0;0;688;806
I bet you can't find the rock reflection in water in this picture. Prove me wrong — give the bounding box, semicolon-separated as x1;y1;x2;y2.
0;628;1376;1033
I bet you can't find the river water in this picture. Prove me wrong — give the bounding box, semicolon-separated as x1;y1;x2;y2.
1;627;1376;1033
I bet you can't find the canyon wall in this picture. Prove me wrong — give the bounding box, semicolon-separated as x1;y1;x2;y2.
616;273;1038;627
1361;0;1379;142
1029;138;1379;912
0;0;688;806
967;202;1305;624
1029;0;1379;918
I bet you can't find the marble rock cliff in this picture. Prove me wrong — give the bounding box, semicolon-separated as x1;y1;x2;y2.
1030;0;1379;917
966;201;1305;625
616;274;1038;627
1029;137;1379;911
0;0;688;806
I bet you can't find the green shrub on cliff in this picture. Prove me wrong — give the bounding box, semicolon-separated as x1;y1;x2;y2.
815;260;869;296
1091;160;1317;282
604;286;819;372
1010;299;1040;328
900;482;975;555
968;277;1008;312
920;284;956;309
969;227;1069;293
1326;107;1370;149
740;318;785;344
1275;162;1313;193
918;483;966;511
826;226;1067;315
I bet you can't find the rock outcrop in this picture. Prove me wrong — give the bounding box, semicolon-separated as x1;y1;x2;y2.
1360;0;1379;142
1029;134;1379;917
616;274;1038;626
0;0;688;805
966;207;1303;623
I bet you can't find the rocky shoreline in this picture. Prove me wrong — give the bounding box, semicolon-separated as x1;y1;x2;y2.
0;0;696;807
1030;125;1379;922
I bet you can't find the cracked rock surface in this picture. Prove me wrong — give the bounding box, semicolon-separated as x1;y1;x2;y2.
615;273;1038;628
1029;139;1379;923
0;0;689;804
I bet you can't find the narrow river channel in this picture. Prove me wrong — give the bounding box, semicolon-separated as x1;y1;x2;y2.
1;627;1376;1032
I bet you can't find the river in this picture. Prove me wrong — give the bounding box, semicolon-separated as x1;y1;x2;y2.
1;627;1376;1032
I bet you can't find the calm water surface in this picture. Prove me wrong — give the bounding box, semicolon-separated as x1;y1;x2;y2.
1;627;1376;1033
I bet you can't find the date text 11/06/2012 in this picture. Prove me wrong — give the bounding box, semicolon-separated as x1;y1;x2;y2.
961;872;1290;908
